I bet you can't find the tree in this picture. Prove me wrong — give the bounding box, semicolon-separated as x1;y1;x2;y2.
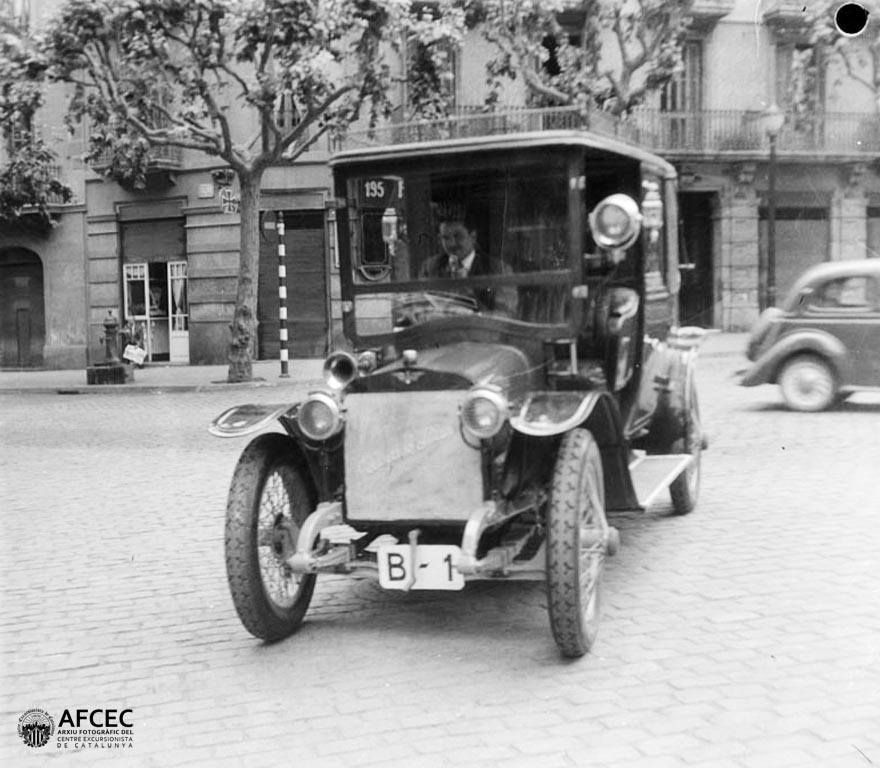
38;0;463;382
468;0;694;115
0;8;73;226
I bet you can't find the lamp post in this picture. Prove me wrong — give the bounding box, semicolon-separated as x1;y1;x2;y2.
761;103;785;310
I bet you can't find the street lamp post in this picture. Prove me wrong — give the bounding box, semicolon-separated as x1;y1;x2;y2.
761;103;785;310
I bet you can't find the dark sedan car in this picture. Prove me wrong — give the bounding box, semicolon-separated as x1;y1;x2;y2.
742;260;880;411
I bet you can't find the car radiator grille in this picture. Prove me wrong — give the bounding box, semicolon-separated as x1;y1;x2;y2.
343;391;484;523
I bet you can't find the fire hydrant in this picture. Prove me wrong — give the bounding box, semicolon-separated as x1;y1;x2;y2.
102;311;121;363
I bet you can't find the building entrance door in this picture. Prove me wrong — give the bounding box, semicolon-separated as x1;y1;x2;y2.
678;192;715;327
167;261;189;362
0;248;45;368
124;261;189;362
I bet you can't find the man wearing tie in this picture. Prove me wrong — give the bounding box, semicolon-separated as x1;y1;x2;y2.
420;204;512;313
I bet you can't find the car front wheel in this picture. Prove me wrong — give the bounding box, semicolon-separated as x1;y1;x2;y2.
225;434;317;641
778;354;836;412
546;428;608;658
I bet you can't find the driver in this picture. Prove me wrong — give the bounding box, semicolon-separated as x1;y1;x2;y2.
420;203;513;313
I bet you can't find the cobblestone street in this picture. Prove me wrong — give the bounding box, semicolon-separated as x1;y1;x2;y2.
1;348;879;767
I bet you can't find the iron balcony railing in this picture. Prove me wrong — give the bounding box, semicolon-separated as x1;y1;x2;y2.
632;108;880;155
335;105;880;157
89;143;183;172
43;164;76;205
2;164;77;206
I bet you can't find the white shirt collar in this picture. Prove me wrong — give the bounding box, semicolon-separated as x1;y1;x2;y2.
453;250;476;275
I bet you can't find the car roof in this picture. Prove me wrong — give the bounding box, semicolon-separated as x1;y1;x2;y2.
785;259;880;304
330;129;677;180
796;259;880;286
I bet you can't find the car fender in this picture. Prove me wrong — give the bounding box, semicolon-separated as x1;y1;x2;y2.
510;390;606;437
509;390;640;511
740;330;850;386
208;403;293;437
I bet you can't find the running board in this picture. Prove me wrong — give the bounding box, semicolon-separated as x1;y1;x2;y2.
629;452;693;509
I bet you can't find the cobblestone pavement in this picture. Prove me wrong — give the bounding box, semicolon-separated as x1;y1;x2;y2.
1;352;879;768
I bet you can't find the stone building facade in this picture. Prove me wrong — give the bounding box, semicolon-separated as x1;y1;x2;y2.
2;0;879;369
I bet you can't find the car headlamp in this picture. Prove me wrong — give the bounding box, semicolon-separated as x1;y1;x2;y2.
460;387;510;440
297;392;343;441
589;194;642;249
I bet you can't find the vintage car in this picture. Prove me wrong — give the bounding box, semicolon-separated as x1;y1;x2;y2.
742;259;880;411
210;127;707;657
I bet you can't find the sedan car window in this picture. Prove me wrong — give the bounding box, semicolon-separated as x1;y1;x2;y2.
812;277;872;310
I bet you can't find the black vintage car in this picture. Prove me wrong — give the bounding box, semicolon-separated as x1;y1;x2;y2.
210;128;707;657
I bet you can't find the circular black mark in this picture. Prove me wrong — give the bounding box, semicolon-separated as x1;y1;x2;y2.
835;3;870;36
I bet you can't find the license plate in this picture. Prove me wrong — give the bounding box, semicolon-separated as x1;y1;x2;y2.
377;545;465;590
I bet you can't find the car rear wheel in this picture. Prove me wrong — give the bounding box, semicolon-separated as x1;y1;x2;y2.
669;359;702;515
778;354;836;412
546;428;608;658
225;434;317;641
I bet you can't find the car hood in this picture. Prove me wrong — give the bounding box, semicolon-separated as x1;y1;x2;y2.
354;341;540;399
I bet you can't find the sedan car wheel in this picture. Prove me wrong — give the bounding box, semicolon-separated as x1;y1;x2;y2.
778;354;836;412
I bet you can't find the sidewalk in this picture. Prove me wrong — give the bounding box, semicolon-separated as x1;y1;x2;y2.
0;333;748;394
0;358;326;395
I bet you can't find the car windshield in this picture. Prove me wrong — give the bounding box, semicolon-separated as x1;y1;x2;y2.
343;153;575;339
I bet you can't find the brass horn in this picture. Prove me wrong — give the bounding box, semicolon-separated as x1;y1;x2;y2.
323;351;358;390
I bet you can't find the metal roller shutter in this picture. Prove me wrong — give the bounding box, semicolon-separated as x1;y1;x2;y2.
258;210;328;359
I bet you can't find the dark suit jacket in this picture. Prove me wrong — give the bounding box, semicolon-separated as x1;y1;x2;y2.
419;250;504;311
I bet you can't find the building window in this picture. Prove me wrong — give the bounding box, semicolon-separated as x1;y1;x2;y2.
406;39;458;118
659;40;703;149
661;40;703;114
775;42;824;144
5;111;33;156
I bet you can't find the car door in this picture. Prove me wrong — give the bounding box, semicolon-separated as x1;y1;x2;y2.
802;275;880;386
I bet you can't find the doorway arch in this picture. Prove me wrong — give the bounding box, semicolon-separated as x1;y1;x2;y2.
0;247;45;367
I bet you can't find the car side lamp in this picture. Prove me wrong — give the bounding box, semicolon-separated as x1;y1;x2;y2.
641;182;663;243
381;207;399;255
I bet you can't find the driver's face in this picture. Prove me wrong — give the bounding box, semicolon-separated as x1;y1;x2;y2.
439;221;476;261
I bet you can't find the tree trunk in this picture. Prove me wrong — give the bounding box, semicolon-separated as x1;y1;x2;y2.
227;170;263;383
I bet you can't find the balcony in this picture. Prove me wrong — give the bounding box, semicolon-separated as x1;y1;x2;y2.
336;105;642;151
0;164;77;234
689;0;736;31
633;108;880;158
89;144;183;173
335;105;880;160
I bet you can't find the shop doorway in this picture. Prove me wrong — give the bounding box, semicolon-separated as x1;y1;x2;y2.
0;247;45;368
123;261;189;363
678;192;715;327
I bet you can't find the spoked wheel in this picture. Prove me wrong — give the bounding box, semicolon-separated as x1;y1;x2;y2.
669;356;702;515
546;428;609;658
225;434;317;641
778;354;836;412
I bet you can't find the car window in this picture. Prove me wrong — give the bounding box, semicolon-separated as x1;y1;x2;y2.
811;276;874;311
